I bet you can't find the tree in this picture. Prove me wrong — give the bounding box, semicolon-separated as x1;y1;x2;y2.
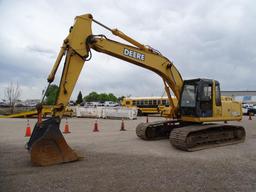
84;91;99;102
84;92;118;102
76;91;83;105
44;84;59;105
108;93;118;102
5;82;21;114
98;93;108;102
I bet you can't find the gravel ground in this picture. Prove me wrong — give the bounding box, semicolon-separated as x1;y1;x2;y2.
0;116;256;192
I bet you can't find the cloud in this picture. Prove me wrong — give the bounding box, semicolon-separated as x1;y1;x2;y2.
0;0;255;101
26;45;55;55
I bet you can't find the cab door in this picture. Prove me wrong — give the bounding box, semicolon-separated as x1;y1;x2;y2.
197;82;213;117
213;81;222;117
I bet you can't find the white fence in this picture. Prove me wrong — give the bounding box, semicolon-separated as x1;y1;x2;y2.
75;106;103;118
75;106;137;120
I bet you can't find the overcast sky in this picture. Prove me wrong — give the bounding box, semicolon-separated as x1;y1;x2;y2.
0;0;255;100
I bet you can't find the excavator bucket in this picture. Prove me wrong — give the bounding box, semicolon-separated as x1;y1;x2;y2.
26;117;78;166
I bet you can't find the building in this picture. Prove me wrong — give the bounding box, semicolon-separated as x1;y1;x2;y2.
221;91;256;104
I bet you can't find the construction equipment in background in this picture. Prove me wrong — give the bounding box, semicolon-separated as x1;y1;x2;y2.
27;13;245;166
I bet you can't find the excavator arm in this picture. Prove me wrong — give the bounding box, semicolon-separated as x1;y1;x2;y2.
48;14;183;118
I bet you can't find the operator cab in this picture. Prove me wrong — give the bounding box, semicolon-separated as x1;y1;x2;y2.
180;78;221;117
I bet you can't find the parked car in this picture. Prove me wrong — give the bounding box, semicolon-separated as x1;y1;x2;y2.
104;101;119;107
84;102;104;107
247;105;256;116
242;106;248;115
69;101;76;106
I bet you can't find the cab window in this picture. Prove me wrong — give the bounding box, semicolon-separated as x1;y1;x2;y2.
181;84;196;107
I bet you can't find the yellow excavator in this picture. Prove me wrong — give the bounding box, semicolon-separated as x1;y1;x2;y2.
27;14;245;166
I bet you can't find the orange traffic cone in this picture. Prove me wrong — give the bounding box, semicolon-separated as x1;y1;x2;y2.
93;119;99;132
249;113;252;120
25;119;31;137
63;118;71;134
146;116;149;123
120;118;126;131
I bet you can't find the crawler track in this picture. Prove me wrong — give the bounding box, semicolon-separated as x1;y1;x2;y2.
136;120;246;151
136;120;180;140
170;124;246;151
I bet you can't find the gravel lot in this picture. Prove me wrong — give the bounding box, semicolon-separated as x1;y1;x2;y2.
0;116;256;192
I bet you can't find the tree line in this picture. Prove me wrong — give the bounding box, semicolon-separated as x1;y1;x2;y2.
44;84;123;105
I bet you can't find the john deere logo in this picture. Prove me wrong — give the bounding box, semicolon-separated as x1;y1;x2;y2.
123;48;145;61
